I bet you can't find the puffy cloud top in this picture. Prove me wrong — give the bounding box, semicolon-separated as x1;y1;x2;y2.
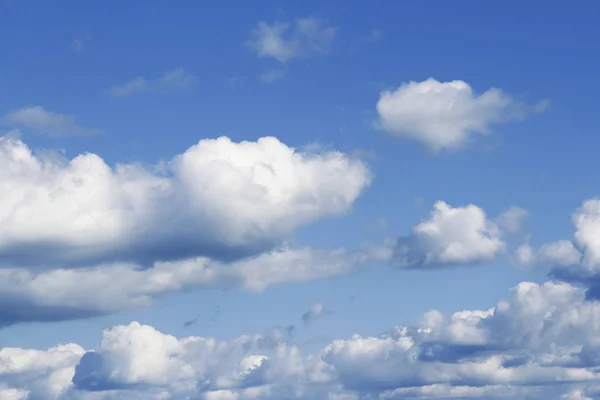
0;135;371;267
376;78;543;152
3;279;600;399
390;201;505;268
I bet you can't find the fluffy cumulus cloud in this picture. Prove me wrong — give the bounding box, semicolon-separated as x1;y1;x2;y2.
510;199;600;285
0;135;370;268
0;342;85;400
5;279;600;399
248;17;336;63
375;78;547;152
107;68;197;97
2;106;102;137
388;201;507;268
511;198;600;305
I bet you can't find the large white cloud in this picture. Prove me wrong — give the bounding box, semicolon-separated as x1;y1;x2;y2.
4;279;600;399
389;201;506;268
0;135;370;267
375;78;546;152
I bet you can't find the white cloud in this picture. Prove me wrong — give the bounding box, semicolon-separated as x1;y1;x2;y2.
375;78;543;152
495;206;528;234
389;201;505;268
0;135;521;328
322;280;600;394
510;199;600;284
0;343;84;399
5;278;600;399
512;241;582;270
2;106;102;137
0;233;368;327
573;199;600;270
0;135;370;268
68;322;308;397
107;68;197;98
563;389;593;400
0;197;516;327
249;17;336;63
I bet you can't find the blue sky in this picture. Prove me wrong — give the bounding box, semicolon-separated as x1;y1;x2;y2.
2;1;600;399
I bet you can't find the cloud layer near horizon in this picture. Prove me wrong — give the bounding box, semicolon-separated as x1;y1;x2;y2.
3;278;600;400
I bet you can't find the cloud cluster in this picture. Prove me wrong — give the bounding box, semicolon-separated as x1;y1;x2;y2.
0;134;375;326
510;198;600;304
4;278;600;399
0;194;519;327
510;200;600;278
249;17;336;63
0;133;522;330
107;68;197;98
375;78;547;152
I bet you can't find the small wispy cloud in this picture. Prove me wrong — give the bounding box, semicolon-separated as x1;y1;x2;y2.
533;98;551;113
72;39;85;52
2;106;102;137
363;28;383;44
260;68;287;84
72;36;91;53
249;17;336;63
107;68;197;98
108;77;147;98
249;17;335;83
